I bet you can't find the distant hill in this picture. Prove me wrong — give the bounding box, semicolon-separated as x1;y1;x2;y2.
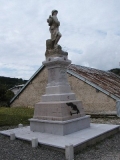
109;68;120;76
0;76;28;90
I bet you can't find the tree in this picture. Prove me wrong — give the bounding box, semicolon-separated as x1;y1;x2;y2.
5;90;15;107
0;84;14;107
109;68;120;76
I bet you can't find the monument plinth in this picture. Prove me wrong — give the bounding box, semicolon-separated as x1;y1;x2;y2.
29;10;90;135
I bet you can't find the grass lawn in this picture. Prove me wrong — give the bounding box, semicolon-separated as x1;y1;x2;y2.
0;107;34;126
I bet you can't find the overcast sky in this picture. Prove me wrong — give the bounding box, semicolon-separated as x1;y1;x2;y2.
0;0;120;79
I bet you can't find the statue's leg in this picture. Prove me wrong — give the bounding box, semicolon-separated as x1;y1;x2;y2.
46;39;54;50
54;34;61;47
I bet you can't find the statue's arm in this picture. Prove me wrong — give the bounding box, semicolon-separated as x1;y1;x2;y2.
52;16;60;26
47;15;53;26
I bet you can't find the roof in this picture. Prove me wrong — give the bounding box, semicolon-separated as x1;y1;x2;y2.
10;64;120;104
9;84;25;90
68;64;120;100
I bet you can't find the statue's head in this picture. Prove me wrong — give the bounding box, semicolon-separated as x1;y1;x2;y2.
52;10;58;16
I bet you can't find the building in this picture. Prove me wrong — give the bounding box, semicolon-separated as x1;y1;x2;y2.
9;84;24;95
10;64;120;114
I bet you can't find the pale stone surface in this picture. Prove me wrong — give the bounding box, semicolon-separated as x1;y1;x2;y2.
10;133;15;140
65;144;74;160
10;67;48;108
18;124;23;128
45;85;72;94
30;116;90;135
47;10;61;48
45;45;68;58
0;124;119;149
33;100;85;121
43;56;71;88
68;74;116;113
41;57;75;103
45;9;65;57
116;100;120;117
42;93;76;102
32;137;38;148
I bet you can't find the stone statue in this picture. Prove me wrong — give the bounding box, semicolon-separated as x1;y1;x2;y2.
45;10;68;57
47;10;62;48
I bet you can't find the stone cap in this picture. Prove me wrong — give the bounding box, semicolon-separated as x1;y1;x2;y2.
45;48;68;59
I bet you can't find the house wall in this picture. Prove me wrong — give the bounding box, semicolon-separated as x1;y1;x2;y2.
68;74;116;113
11;68;47;108
11;67;116;113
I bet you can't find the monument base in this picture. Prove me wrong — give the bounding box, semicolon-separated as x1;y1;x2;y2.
29;115;90;135
0;124;119;152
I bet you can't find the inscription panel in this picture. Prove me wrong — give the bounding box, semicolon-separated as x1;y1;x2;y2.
48;68;56;83
59;68;67;81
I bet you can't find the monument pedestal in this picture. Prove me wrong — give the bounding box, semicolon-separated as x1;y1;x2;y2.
30;54;90;135
30;116;90;135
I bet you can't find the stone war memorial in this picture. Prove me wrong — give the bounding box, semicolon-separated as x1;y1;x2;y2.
0;10;120;159
30;9;90;135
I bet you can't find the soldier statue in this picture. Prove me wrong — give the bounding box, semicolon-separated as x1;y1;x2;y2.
47;10;62;48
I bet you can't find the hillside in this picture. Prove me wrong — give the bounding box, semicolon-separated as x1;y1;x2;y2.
109;68;120;76
0;76;28;90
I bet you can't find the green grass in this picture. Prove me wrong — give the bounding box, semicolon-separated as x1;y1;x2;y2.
0;107;34;126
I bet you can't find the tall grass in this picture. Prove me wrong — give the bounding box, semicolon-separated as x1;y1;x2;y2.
0;107;34;126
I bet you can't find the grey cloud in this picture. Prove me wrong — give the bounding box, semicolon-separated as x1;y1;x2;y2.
0;0;120;79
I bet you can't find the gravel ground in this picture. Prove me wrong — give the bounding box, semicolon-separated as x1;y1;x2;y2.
0;118;120;160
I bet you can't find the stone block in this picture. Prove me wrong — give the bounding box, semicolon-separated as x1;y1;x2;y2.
29;115;90;135
32;137;38;148
65;144;74;160
33;100;85;121
18;124;23;128
10;133;15;140
45;84;72;94
41;93;76;102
